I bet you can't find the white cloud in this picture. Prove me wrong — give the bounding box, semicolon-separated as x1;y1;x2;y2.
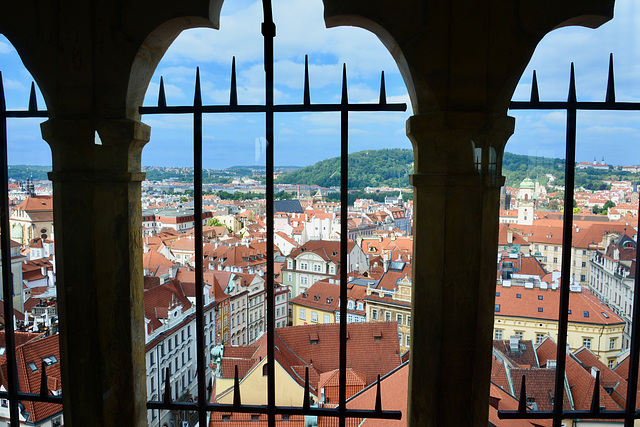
146;81;186;102
0;40;13;54
307;128;339;135
2;78;26;91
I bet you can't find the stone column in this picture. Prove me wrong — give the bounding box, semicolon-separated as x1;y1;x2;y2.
407;112;513;426
41;118;149;426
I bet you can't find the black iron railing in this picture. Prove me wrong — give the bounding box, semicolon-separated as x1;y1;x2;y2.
501;55;640;427
140;1;405;426
0;79;59;426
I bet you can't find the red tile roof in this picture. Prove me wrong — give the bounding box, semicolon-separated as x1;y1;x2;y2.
1;334;62;423
16;195;53;212
276;322;401;387
495;285;623;325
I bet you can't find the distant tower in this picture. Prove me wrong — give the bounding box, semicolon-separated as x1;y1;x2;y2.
517;177;535;225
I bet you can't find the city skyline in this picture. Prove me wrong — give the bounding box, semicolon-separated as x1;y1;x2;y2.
0;0;639;169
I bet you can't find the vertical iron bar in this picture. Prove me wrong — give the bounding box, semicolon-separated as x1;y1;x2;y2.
623;200;640;425
0;71;20;427
261;1;276;426
552;63;578;427
339;63;348;427
193;67;207;427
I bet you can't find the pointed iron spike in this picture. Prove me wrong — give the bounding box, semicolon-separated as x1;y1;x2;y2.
0;71;6;111
606;53;616;103
194;67;202;107
518;375;527;413
158;77;167;108
28;82;38;112
303;366;310;411
341;64;348;105
303;55;311;105
230;57;238;106
379;71;387;105
233;364;241;407
163;367;172;404
568;63;577;104
590;370;601;413
39;361;48;397
375;374;382;413
530;70;540;103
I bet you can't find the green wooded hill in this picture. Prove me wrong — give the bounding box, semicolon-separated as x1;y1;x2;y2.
275;149;414;189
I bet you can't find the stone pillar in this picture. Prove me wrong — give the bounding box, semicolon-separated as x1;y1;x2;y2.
41;118;149;426
407;112;513;426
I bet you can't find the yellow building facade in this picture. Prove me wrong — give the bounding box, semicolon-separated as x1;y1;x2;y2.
365;272;412;354
494;282;624;366
215;358;308;407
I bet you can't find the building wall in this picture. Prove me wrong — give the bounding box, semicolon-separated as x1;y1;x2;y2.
291;303;335;327
215;358;307;406
493;316;624;364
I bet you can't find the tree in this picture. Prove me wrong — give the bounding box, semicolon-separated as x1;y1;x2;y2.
180;196;188;202
206;217;232;233
602;199;616;214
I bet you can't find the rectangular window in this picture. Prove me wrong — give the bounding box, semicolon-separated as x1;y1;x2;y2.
397;314;403;325
536;333;545;345
406;335;411;347
300;309;306;320
495;304;500;312
372;309;378;320
610;338;616;350
311;311;318;322
515;332;523;340
583;338;591;349
495;330;503;340
385;312;391;322
323;314;330;323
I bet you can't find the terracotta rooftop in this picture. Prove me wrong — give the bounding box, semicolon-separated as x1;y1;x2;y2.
495;284;623;325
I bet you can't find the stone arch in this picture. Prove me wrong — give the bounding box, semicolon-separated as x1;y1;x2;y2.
127;1;224;120
323;13;423;114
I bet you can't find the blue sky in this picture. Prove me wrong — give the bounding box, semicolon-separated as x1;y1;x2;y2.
1;0;639;169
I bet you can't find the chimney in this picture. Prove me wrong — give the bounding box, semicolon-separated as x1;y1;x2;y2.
507;228;513;244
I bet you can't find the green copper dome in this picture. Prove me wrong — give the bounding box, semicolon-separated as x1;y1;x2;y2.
520;177;535;189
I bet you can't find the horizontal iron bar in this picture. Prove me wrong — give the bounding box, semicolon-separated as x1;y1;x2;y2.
1;111;48;118
140;103;406;115
146;401;402;419
499;410;640;420
509;101;640;110
0;391;63;404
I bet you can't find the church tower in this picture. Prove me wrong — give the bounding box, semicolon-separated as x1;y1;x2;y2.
517;177;535;225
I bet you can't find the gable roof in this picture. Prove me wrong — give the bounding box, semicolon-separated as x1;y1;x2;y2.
1;334;62;423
